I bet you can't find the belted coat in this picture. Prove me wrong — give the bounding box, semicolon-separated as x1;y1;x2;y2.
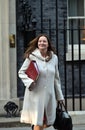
18;48;64;126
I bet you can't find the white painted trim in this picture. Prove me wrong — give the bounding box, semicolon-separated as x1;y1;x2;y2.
68;17;85;19
67;0;85;61
66;45;85;61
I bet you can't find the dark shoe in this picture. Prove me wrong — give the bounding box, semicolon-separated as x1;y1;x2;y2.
32;125;34;130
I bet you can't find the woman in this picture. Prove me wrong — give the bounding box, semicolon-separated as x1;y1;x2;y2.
18;34;64;130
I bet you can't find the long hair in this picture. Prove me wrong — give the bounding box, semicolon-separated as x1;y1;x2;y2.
24;34;56;58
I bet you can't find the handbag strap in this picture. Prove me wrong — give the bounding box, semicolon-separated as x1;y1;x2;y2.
57;102;68;112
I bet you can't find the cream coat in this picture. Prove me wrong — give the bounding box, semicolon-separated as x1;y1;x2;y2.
18;48;64;126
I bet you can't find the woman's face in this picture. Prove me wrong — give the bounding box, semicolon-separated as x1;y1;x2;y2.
38;36;49;51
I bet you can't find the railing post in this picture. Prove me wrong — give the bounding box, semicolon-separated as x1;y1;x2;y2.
71;19;75;111
55;0;58;56
63;19;67;110
78;19;82;110
40;0;43;33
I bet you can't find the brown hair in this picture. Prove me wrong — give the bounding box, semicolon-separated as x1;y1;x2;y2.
24;34;56;58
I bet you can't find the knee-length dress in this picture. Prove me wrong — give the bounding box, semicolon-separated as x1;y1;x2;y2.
18;48;64;126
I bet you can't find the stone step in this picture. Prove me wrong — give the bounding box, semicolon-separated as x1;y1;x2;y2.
0;117;29;128
0;111;85;127
69;111;85;125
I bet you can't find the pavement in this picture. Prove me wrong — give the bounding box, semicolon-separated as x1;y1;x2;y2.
0;117;85;130
0;125;85;130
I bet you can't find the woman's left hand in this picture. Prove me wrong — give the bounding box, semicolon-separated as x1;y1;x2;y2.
57;100;64;104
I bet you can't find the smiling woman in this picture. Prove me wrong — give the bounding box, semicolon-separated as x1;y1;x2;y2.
18;34;64;130
38;36;49;57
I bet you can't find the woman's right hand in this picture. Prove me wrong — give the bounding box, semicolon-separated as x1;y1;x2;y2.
29;82;36;91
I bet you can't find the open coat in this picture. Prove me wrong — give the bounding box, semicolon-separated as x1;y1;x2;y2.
18;48;64;126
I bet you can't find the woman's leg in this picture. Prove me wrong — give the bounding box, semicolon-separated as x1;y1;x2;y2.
34;125;43;130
